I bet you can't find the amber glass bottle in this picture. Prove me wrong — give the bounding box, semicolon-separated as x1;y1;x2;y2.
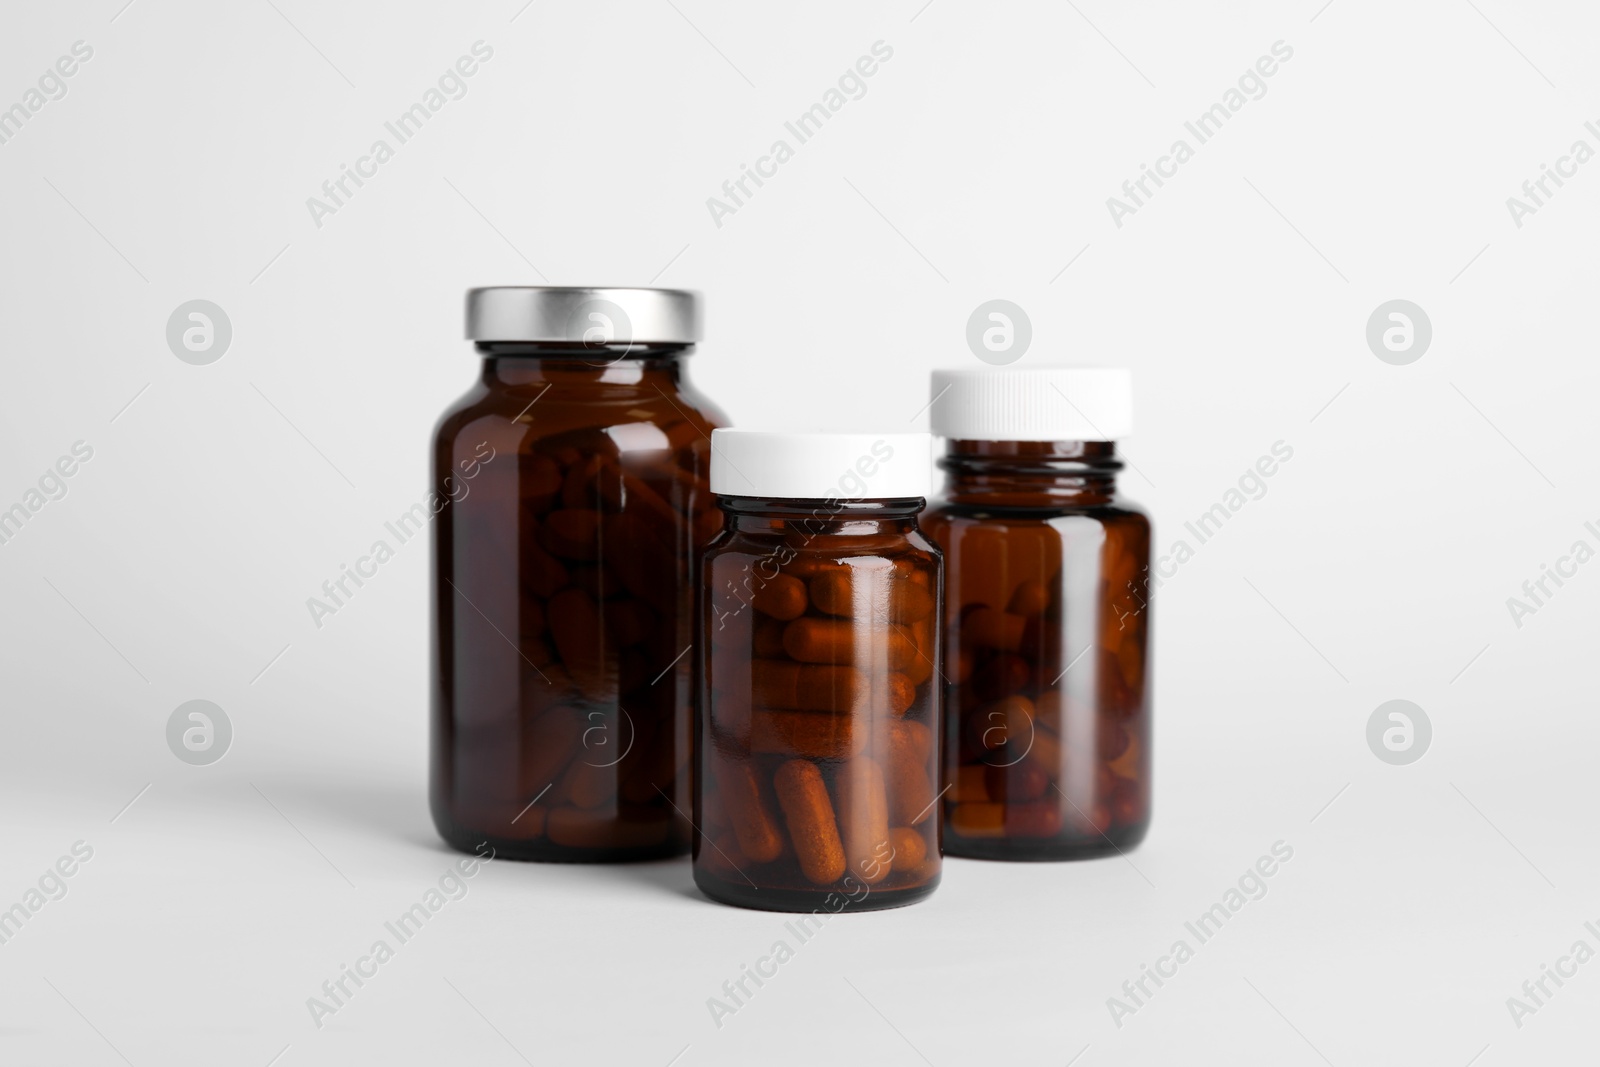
431;288;727;861
695;431;943;912
922;368;1150;861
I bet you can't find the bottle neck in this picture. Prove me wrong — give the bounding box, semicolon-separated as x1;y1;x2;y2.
940;440;1121;506
476;342;693;389
718;497;924;537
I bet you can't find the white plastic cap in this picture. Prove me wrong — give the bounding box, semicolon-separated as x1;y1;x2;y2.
710;430;933;500
928;367;1133;441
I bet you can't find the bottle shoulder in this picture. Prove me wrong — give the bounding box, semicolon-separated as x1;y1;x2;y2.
924;495;1149;526
433;375;727;451
433;380;493;444
705;524;940;564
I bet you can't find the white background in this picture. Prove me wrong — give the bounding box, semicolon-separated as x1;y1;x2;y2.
2;1;1597;1064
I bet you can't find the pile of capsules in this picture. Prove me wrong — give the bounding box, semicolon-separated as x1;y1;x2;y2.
460;436;720;851
698;543;943;893
942;539;1148;848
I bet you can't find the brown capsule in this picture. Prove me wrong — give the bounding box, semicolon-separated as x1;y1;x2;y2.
953;764;991;803
750;709;864;760
889;719;932;764
886;727;935;826
900;620;934;686
1004;801;1065;838
890;581;935;624
834;757;893;885
751;574;808;620
808;572;935;623
886;672;916;716
971;695;1035;751
594;457;679;529
949;802;1006;838
560;756;618;810
718;760;784;863
1107;735;1142;780
806;572;856;617
985;760;1050;802
773;760;846;886
1007;579;1050;618
1098;720;1131;762
890;826;928;868
781;617;916;670
751;661;869;715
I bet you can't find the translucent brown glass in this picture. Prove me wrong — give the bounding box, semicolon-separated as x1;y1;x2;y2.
695;498;943;911
922;440;1151;861
431;344;726;861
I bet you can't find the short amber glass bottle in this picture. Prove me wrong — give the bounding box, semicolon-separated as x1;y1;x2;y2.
431;288;727;861
922;369;1151;861
696;431;943;911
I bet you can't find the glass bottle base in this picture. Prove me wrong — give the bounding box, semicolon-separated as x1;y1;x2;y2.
432;809;691;864
944;821;1148;862
693;869;940;913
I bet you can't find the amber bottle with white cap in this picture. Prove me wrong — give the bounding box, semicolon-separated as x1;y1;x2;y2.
695;430;943;911
922;368;1151;861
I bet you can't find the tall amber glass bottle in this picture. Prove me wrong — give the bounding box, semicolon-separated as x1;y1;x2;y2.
922;368;1151;861
431;288;727;861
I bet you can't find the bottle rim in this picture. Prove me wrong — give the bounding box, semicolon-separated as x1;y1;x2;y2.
465;287;700;344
